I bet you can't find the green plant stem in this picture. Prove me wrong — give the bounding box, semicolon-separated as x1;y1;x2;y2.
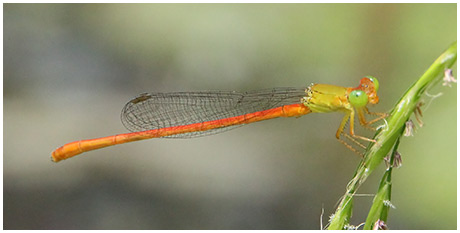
362;137;400;230
327;42;457;230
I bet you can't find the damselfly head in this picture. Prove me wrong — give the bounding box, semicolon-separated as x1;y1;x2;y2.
356;76;379;105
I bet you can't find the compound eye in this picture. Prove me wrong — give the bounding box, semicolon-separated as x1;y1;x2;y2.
365;75;379;92
349;90;368;108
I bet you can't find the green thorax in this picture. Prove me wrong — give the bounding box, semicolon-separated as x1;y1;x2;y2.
302;83;350;113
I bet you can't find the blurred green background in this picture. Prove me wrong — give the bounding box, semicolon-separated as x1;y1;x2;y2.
4;3;456;230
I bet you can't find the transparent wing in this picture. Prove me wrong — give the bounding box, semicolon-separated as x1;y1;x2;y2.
121;87;307;138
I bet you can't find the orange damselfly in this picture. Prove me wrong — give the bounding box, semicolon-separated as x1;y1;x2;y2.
51;76;386;162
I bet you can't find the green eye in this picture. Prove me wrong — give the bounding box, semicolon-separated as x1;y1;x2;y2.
365;75;379;92
349;90;368;107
